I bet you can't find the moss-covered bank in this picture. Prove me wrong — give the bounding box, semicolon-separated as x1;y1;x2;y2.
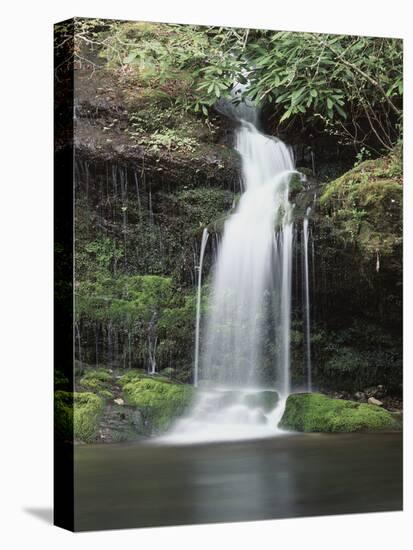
55;390;104;443
55;368;195;443
279;393;401;433
119;371;195;433
319;147;402;260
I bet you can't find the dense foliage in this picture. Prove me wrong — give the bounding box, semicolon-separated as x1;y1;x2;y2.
72;19;402;153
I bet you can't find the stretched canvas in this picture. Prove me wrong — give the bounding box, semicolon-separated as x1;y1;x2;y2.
54;18;403;531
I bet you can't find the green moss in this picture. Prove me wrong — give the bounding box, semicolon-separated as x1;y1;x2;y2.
74;392;104;442
78;369;114;398
80;378;103;391
279;393;400;433
81;369;112;382
169;188;234;236
98;389;114;399
118;370;147;385
124;82;220;156
120;375;195;433
289;172;305;195
55;391;103;443
319;148;402;258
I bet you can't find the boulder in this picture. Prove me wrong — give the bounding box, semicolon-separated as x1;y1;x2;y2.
120;375;195;434
279;392;399;433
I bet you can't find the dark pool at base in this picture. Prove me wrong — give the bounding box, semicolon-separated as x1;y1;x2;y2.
74;432;402;531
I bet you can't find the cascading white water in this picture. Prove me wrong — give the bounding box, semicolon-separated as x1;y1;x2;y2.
303;207;312;391
194;228;209;388
202;122;295;389
163;110;297;443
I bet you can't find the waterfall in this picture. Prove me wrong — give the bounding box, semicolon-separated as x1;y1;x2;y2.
164;106;298;443
194;228;209;388
201;121;295;389
303;207;312;391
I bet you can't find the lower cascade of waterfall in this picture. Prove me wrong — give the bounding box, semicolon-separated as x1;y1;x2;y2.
161;388;288;444
164;101;312;443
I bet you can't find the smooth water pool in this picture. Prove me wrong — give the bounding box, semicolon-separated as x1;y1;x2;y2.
74;432;402;531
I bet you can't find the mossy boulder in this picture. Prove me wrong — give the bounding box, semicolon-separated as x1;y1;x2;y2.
244;390;280;412
319;147;402;260
279;392;400;433
119;374;195;434
55;391;104;443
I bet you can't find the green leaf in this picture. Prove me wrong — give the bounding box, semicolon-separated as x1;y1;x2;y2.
280;108;293;123
275;92;289;104
334;104;347;119
291;87;306;102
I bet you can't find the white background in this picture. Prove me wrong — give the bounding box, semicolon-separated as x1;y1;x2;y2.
0;0;411;548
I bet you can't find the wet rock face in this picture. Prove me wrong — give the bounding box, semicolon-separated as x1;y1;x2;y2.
74;67;240;190
287;149;402;394
99;402;144;443
73;64;243;378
